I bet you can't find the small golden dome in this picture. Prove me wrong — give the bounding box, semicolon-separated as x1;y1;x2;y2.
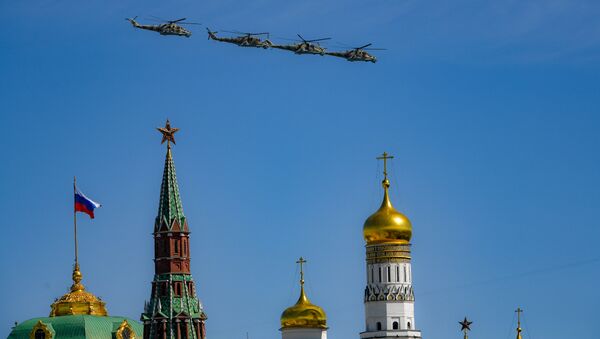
50;264;108;317
363;178;412;245
280;258;327;330
280;286;327;329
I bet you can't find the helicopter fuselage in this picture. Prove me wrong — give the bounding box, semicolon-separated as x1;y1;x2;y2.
326;49;377;63
208;31;272;49
273;42;326;55
129;19;191;37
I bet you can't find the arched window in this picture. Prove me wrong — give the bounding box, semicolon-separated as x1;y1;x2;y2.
396;266;399;282
387;266;391;282
371;267;374;283
378;267;382;282
407;322;411;329
31;321;51;339
376;322;382;331
393;322;399;330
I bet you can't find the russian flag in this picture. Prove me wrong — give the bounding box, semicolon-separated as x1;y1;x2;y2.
74;188;101;219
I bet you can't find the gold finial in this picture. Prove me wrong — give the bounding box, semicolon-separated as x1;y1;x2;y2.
157;119;180;148
296;257;307;286
49;262;108;317
376;152;394;188
515;308;523;339
459;317;472;339
71;263;84;292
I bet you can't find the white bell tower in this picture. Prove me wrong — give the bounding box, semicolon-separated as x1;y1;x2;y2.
360;152;422;339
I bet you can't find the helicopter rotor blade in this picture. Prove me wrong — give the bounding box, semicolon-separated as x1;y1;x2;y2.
149;15;167;22
306;37;331;43
179;22;202;26
222;30;244;35
297;34;306;42
356;43;372;50
364;48;386;51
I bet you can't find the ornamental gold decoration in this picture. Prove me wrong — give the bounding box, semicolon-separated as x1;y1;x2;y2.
116;320;137;339
49;264;108;317
29;320;54;339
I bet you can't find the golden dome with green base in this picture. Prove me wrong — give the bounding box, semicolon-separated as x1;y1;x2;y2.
280;258;327;330
363;153;412;245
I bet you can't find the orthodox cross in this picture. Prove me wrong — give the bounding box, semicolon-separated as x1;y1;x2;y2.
459;317;472;339
157;119;180;148
515;307;523;339
296;257;307;285
376;152;394;179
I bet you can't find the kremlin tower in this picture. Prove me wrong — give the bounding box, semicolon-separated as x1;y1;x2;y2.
141;120;207;339
360;153;422;339
280;258;328;339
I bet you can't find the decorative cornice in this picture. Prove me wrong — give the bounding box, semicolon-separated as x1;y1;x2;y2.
366;243;412;264
364;284;415;302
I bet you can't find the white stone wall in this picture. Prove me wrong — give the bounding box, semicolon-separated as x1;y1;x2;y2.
282;328;327;339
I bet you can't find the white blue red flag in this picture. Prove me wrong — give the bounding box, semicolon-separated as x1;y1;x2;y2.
74;188;101;219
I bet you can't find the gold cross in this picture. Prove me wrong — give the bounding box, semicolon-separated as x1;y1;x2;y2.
376;152;394;179
296;257;307;285
157;119;180;148
515;307;523;326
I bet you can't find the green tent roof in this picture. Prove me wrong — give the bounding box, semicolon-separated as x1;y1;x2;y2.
8;315;143;339
156;147;186;231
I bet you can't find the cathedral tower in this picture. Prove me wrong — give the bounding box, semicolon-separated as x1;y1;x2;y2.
142;120;207;339
360;153;422;339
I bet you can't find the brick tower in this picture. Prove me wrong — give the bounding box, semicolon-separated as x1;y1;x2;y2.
142;120;207;339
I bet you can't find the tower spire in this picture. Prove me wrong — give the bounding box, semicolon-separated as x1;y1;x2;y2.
143;119;207;339
156;119;185;232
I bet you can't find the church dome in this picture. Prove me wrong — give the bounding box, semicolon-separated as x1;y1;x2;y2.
363;178;412;245
280;286;327;330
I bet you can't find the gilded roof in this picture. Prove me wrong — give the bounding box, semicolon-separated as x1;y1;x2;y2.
49;264;107;317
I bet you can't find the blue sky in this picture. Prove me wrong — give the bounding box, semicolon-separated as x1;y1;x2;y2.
1;0;599;338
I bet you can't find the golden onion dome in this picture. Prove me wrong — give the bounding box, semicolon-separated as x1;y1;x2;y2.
363;177;412;245
280;286;327;329
280;258;327;330
50;264;108;317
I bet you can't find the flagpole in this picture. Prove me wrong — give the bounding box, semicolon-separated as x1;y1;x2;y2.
74;176;78;267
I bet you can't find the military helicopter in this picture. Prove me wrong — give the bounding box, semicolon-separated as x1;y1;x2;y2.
126;17;201;37
326;43;384;63
271;34;330;55
206;28;273;49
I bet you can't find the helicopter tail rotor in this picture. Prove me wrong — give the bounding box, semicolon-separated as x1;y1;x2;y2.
125;16;139;27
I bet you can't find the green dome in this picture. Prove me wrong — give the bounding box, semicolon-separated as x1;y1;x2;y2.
8;315;143;339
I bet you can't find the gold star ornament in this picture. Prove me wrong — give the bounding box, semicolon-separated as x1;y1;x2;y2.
459;317;473;332
157;119;180;147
